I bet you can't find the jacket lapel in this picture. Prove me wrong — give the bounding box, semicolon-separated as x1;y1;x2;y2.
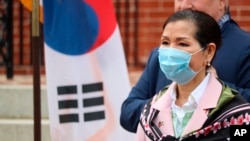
182;74;222;136
152;83;176;136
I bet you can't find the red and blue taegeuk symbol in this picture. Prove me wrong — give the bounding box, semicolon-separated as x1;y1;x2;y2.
43;0;116;55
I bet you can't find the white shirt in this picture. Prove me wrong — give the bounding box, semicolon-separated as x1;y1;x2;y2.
170;73;211;133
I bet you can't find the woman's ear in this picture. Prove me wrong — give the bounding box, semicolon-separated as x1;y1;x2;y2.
206;43;216;63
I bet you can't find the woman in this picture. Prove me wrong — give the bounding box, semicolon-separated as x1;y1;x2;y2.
135;10;250;141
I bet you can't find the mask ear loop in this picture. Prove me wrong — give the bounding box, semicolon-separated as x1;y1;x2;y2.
191;47;204;55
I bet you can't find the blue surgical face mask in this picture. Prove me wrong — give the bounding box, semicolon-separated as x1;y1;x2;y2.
158;47;203;85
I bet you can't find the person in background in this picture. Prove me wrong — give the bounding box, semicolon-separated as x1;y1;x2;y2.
120;0;250;133
136;9;250;141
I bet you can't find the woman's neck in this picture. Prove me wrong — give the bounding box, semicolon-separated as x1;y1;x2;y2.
175;72;206;106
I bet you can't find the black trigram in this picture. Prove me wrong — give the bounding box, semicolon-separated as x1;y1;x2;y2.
57;82;105;123
82;82;105;122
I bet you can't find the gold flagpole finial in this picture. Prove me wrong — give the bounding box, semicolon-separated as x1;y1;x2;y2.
32;0;39;36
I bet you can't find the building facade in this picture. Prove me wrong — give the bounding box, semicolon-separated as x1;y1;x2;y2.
1;0;250;76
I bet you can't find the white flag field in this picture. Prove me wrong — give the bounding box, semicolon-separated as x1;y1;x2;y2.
41;0;134;140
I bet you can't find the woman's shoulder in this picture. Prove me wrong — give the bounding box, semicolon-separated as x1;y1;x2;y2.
209;81;250;118
150;85;170;105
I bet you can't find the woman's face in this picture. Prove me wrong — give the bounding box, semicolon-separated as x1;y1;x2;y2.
160;20;208;72
174;0;226;21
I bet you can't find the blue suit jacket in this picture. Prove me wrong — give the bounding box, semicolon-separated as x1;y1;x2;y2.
120;19;250;133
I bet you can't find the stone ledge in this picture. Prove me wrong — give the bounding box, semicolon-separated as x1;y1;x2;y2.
0;86;49;118
0;119;51;141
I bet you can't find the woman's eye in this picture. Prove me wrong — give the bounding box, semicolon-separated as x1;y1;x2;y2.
179;43;188;47
161;41;169;45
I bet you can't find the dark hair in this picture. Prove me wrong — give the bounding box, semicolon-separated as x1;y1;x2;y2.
163;10;222;50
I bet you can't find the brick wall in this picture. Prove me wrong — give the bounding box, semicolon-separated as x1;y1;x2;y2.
12;0;32;74
116;0;250;67
1;0;249;75
0;0;34;75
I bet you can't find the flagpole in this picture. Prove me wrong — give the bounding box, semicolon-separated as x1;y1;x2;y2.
32;0;41;141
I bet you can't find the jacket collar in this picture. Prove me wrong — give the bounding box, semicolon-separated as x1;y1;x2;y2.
218;13;230;29
151;74;222;137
